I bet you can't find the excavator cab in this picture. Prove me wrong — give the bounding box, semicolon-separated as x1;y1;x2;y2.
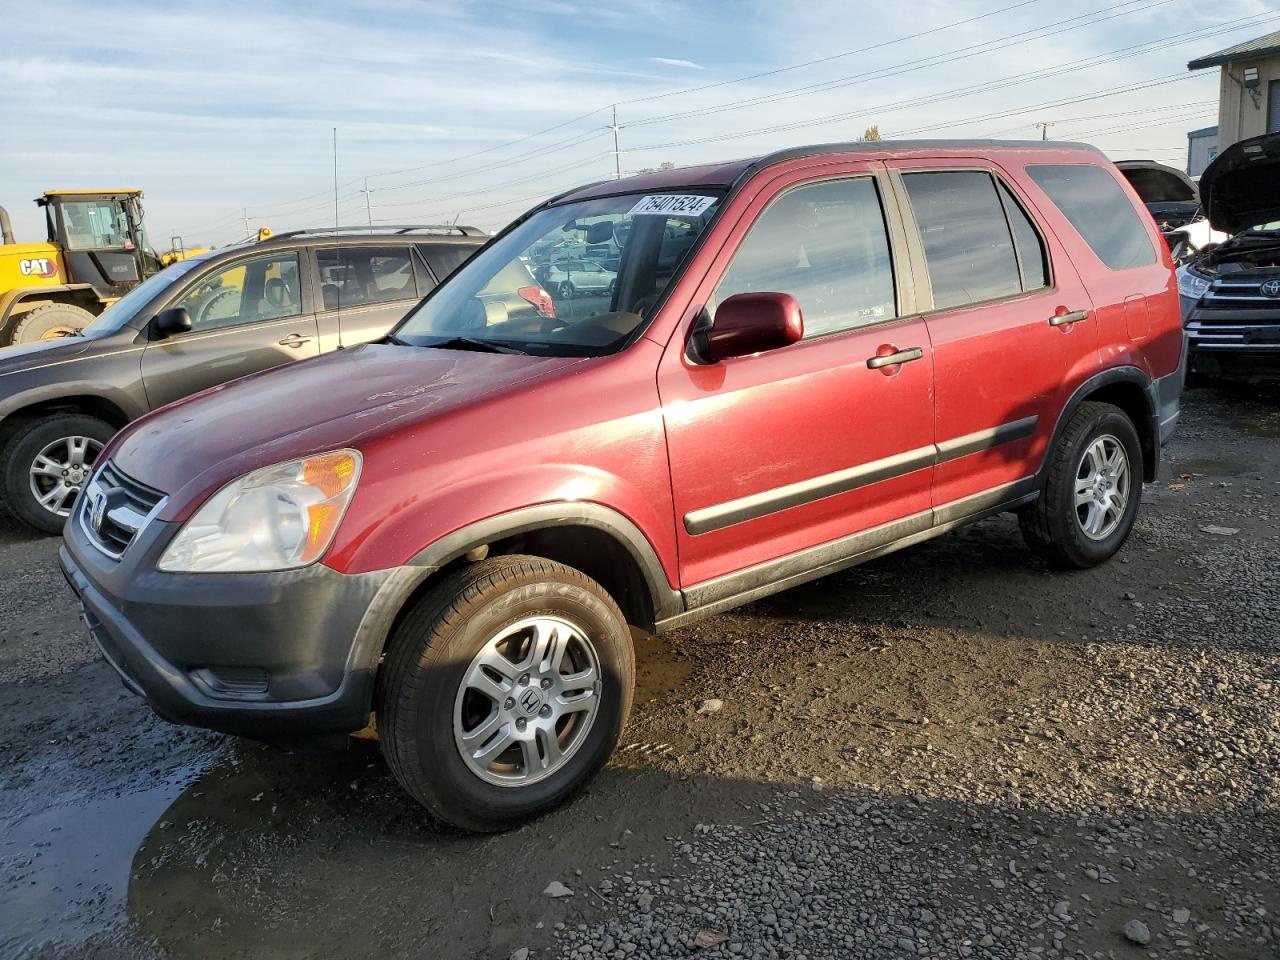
39;190;161;291
0;189;163;346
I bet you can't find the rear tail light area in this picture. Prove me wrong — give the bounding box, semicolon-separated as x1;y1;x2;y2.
517;285;556;318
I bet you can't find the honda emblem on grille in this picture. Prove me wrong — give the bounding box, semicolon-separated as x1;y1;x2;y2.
1261;279;1280;298
88;490;107;532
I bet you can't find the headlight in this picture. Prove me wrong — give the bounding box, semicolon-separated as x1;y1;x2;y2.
158;450;361;573
1176;267;1211;300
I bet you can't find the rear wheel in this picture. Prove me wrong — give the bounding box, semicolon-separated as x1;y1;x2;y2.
377;555;634;832
1019;401;1142;568
0;413;114;534
8;303;95;345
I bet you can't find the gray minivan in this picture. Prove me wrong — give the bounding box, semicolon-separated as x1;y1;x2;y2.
0;226;486;533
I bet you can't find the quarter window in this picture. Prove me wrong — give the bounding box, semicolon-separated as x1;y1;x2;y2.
997;181;1049;291
316;246;417;310
714;177;897;339
902;171;1023;310
172;252;301;332
419;243;474;281
1026;164;1156;271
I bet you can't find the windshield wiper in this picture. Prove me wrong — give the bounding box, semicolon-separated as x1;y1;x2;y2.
423;336;527;355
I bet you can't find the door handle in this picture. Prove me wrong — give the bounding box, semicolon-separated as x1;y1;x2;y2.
1049;309;1089;327
278;333;314;347
866;346;924;369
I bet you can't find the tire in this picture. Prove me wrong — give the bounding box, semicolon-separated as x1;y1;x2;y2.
1019;401;1143;569
0;414;114;535
7;303;96;345
377;555;634;832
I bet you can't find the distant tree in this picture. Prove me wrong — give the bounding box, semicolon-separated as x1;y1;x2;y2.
860;125;882;142
636;160;678;174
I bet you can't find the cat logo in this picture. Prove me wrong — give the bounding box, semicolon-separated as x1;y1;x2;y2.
19;258;58;279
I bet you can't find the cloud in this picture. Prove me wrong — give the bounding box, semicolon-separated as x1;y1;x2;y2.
651;57;706;70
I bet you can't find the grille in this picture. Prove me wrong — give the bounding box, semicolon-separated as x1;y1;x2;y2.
192;667;271;699
79;462;166;559
1200;277;1280;312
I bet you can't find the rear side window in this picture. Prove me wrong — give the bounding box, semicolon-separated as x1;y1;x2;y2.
420;243;474;281
902;171;1022;310
997;181;1049;291
316;246;417;309
1026;164;1156;270
714;177;896;339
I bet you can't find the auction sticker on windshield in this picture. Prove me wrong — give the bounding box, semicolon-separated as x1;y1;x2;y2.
629;194;717;217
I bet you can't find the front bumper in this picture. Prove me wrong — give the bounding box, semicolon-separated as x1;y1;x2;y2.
61;500;426;747
1184;301;1280;382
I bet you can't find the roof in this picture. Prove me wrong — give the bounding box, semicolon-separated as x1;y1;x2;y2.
42;189;143;197
558;139;1105;203
1188;29;1280;70
1187;125;1219;139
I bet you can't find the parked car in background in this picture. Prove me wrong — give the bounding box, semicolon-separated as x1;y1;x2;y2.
1175;132;1280;384
540;257;616;298
1115;160;1227;261
61;141;1182;831
0;225;485;532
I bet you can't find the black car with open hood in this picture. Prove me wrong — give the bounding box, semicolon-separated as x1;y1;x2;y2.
1176;132;1280;384
1116;160;1202;243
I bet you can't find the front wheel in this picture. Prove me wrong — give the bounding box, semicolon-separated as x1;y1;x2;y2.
377;556;634;832
0;413;114;534
1019;401;1142;568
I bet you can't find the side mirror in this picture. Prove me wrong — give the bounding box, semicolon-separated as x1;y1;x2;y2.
154;306;193;337
689;292;803;364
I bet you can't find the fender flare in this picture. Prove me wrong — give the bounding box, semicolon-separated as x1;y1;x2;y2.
1041;365;1159;481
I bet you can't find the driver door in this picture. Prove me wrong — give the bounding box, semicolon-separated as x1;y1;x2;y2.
140;250;319;409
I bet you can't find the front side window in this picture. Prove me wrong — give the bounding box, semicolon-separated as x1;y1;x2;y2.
713;177;897;339
903;171;1023;310
60;200;130;251
316;246;417;310
172;252;301;332
395;190;722;355
1026;164;1156;271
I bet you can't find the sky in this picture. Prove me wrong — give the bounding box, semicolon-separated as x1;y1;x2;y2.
0;0;1273;249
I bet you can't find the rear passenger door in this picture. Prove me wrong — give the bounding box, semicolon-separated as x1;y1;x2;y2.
140;249;320;409
886;161;1100;509
314;245;422;348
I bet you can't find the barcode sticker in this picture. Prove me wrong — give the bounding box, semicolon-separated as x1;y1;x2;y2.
628;194;718;217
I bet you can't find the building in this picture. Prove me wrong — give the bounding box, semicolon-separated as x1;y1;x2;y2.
1188;29;1280;152
1186;125;1218;178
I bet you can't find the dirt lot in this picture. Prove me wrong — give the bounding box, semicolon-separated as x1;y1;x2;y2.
1;387;1277;960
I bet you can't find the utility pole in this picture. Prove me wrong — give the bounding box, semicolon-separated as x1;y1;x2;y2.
241;207;249;237
610;105;622;179
332;127;339;227
1034;121;1054;141
360;178;373;226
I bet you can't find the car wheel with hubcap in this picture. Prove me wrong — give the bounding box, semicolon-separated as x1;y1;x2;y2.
377;555;634;832
0;413;114;534
1019;401;1142;568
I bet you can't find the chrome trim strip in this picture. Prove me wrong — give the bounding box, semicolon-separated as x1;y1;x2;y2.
676;476;1038;620
683;415;1038;535
77;467;168;561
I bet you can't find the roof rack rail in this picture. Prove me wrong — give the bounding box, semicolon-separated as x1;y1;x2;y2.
266;224;487;240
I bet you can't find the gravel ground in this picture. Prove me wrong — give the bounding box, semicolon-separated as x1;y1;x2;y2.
0;386;1276;960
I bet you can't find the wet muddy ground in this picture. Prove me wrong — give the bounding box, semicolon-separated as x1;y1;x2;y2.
1;387;1277;959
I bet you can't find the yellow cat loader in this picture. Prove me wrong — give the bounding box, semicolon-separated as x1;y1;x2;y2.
0;190;164;347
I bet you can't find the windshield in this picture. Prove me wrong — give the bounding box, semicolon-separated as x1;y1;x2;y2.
394;190;723;355
82;257;206;335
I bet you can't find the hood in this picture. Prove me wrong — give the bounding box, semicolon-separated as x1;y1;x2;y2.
1199;132;1280;235
1115;160;1199;206
0;334;95;374
111;342;584;505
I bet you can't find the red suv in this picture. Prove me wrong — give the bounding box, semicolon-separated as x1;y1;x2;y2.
61;141;1184;831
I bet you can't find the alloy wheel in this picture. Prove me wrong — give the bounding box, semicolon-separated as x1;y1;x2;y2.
28;435;103;518
453;615;601;787
1074;434;1130;540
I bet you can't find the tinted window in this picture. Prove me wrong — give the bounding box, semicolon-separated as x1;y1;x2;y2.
1027;164;1156;270
173;252;301;332
316;246;416;309
420;243;474;281
997;181;1049;291
714;178;896;339
903;171;1022;310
